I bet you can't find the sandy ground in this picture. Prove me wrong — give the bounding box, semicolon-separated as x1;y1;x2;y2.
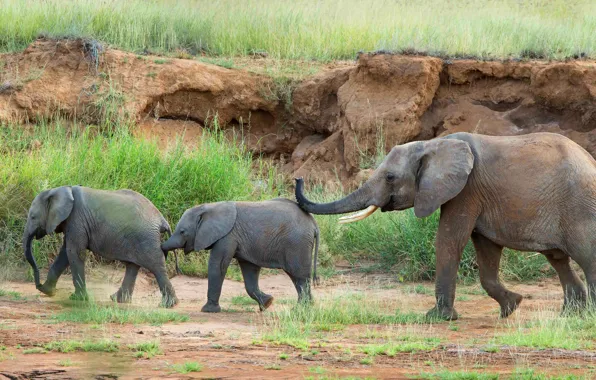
0;266;595;379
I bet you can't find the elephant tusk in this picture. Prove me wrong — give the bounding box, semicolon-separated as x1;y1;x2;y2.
338;206;379;224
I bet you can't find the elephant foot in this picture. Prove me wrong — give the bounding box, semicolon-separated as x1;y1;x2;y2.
201;302;221;313
160;295;179;309
110;291;132;304
426;305;459;321
258;295;274;311
69;291;89;302
499;292;523;318
37;283;57;297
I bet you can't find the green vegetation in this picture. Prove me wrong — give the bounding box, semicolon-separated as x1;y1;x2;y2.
23;347;46;354
1;0;594;60
58;359;73;367
260;292;433;350
0;289;24;300
495;313;596;350
231;295;257;306
51;301;189;325
361;337;441;356
43;339;119;353
279;353;289;360
420;370;586;380
171;361;204;374
419;372;499;380
265;364;282;370
129;341;161;358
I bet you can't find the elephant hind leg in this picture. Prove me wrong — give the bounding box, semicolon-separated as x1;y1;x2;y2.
144;251;178;308
111;262;140;304
472;233;522;318
286;272;312;305
238;259;273;311
544;251;586;313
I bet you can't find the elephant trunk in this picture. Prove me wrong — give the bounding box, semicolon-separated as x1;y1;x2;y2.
23;233;41;288
294;178;374;215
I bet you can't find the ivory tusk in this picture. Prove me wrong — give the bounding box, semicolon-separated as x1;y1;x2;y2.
338;205;379;224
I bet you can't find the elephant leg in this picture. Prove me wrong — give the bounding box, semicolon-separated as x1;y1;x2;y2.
427;201;479;321
238;259;273;311
544;252;586;312
202;239;236;313
287;272;312;305
472;233;522;318
110;262;140;304
38;240;70;297
66;243;88;301
145;252;178;308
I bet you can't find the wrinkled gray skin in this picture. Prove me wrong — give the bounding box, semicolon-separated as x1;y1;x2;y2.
295;132;596;320
23;186;178;307
162;199;319;313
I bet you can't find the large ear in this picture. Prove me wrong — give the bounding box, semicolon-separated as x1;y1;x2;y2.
194;202;237;252
45;186;74;233
414;139;474;218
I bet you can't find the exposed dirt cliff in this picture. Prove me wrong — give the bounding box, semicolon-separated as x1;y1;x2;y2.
2;38;595;188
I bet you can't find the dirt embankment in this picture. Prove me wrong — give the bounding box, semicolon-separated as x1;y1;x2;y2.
2;38;596;187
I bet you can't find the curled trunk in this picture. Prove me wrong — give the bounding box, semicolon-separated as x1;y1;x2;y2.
294;178;371;215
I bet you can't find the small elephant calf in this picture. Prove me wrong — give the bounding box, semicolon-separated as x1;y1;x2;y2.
162;198;319;312
23;186;178;307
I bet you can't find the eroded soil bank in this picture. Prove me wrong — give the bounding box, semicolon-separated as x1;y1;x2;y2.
1;38;596;187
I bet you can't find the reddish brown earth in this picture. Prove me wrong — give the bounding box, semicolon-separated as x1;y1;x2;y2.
0;267;595;379
2;38;596;188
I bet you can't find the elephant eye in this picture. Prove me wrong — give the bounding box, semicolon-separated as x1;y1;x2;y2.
385;172;396;182
180;229;185;235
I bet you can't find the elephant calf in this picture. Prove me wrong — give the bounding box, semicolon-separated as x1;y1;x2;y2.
24;186;178;307
162;198;319;313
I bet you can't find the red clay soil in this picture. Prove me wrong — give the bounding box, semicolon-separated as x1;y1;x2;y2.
1;268;595;379
1;38;596;188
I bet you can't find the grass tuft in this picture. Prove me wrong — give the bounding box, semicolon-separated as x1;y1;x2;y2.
51;302;189;325
43;339;119;353
171;361;204;374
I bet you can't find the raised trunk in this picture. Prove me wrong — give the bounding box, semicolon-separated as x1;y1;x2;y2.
23;234;41;288
294;178;372;215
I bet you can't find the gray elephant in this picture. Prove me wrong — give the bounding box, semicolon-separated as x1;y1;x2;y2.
23;185;178;307
161;198;319;313
295;132;596;320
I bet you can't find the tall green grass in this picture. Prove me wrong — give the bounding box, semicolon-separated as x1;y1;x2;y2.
0;120;277;273
0;0;594;60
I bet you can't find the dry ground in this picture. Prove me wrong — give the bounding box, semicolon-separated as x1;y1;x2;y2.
0;266;595;379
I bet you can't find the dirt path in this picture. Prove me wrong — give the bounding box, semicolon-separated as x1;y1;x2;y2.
0;267;594;379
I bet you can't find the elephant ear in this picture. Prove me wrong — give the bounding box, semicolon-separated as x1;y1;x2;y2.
194;202;237;252
45;186;74;233
414;139;474;218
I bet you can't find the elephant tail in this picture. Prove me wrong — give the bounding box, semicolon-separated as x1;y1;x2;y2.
312;225;320;286
160;219;181;275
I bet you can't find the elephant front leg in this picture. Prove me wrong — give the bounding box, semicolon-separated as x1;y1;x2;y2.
427;202;478;321
38;241;70;297
66;243;89;302
111;262;140;304
473;233;523;318
202;241;236;313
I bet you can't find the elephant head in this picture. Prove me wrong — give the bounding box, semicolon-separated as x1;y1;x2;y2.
23;186;74;288
162;202;237;254
295;138;474;221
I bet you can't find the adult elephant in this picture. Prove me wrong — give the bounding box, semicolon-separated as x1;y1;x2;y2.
295;132;596;320
23;185;178;307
